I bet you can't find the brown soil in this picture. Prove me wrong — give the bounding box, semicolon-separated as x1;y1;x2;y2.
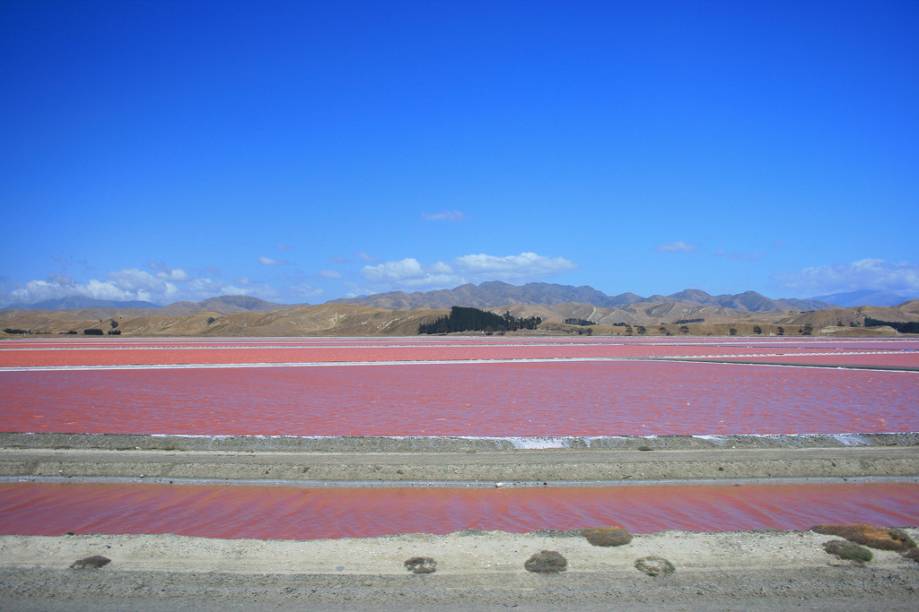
812;525;917;552
582;527;633;547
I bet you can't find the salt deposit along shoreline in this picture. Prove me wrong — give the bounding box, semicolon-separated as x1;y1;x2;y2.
2;443;918;482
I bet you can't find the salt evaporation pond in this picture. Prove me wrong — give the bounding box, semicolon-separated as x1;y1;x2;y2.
2;360;916;436
0;481;915;540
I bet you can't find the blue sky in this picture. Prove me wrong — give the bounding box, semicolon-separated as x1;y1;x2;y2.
1;0;917;305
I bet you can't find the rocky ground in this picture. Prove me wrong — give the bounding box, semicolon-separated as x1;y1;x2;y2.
1;530;918;611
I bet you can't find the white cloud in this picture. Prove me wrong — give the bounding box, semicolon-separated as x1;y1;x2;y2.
780;259;919;294
657;241;695;253
258;256;285;266
9;268;181;304
361;251;575;290
156;268;188;281
187;277;219;293
456;252;575;279
422;210;464;222
362;258;461;288
363;258;424;281
5;265;276;306
319;269;342;279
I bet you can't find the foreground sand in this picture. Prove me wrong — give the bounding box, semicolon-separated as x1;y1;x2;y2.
1;530;918;610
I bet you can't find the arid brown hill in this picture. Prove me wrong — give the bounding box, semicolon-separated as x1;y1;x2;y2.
0;304;445;337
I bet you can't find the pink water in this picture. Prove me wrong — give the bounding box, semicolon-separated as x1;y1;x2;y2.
2;336;917;368
0;481;915;540
3;344;892;367
2;360;916;436
710;353;919;369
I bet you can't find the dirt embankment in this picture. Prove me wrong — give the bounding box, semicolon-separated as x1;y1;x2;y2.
3;445;918;483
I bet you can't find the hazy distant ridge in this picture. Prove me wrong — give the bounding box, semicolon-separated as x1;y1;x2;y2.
335;281;829;312
9;283;914;314
7;294;282;314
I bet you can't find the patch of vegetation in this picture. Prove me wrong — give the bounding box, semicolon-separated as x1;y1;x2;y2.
564;318;595;326
3;328;30;335
823;540;872;563
864;318;919;333
419;307;542;334
83;328;104;335
674;318;704;324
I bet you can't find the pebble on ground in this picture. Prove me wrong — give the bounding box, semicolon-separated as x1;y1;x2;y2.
634;556;675;577
70;555;111;569
404;556;437;574
524;550;567;573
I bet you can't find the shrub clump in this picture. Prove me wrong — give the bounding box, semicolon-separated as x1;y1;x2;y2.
823;540;872;563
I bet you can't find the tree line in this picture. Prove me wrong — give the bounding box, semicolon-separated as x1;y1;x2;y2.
865;318;919;334
419;306;542;334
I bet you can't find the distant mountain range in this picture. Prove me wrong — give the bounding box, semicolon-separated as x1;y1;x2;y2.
811;290;917;308
335;281;829;312
5;283;915;314
160;295;283;315
5;294;282;314
11;297;161;310
4;283;918;338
